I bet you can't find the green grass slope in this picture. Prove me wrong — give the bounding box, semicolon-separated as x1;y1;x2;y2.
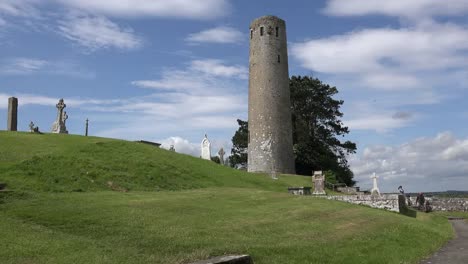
0;131;454;264
0;131;310;192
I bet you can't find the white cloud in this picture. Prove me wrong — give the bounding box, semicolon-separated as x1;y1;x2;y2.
186;26;243;44
345;113;415;133
55;0;231;19
158;136;231;158
95;58;248;143
132;59;247;92
291;23;468;77
323;0;468;18
131;71;207;91
0;0;40;17
190;59;247;79
57;13;142;51
350;132;468;192
0;58;48;74
159;136;200;156
0;93;125;109
291;19;468;135
0;57;95;78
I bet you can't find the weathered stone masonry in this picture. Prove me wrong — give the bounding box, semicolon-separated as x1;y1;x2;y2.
248;15;295;174
7;97;18;131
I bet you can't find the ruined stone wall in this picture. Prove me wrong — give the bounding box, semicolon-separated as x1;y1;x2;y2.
248;15;295;174
408;197;468;211
325;194;400;212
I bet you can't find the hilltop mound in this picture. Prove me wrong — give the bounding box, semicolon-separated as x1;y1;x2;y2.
0;131;309;192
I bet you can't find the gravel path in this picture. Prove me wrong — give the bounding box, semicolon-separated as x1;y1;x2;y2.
420;219;468;264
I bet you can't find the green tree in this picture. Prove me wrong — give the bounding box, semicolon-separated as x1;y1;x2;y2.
290;76;356;185
228;119;248;167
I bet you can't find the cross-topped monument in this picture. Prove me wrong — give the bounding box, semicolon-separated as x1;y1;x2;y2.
51;98;69;134
371;172;380;196
218;148;225;165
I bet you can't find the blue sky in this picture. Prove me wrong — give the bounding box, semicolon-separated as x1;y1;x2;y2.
1;0;468;192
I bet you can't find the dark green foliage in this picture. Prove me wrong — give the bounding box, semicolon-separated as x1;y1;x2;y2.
229;119;248;167
290;76;356;185
210;156;221;164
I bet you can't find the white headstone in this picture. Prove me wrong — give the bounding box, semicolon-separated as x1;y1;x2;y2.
201;134;211;160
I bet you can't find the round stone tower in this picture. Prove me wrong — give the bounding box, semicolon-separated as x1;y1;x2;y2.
248;15;295;174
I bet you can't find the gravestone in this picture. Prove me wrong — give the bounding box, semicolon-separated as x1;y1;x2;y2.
189;255;253;264
312;171;326;195
29;121;35;132
7;97;18;131
201;134;211;160
371;172;380;196
51;98;68;134
218;148;225;165
29;121;40;133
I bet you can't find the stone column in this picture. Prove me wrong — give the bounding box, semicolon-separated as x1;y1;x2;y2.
85;118;89;136
7;97;18;131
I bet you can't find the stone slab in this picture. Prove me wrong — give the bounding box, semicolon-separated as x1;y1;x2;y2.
189;255;253;264
288;187;312;195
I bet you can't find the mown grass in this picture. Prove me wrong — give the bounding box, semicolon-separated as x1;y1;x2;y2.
0;131;455;263
0;189;453;264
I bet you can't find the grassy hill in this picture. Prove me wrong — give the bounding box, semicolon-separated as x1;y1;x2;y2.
0;131;454;264
0;131;310;192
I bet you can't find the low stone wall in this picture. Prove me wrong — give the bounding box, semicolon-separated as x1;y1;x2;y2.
408;197;468;212
325;194;400;212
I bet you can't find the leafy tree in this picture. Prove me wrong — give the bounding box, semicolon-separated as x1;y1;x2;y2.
290;76;356;185
228;119;248;167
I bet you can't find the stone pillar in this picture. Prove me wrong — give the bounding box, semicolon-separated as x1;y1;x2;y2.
7;97;18;131
247;15;295;174
85;118;89;136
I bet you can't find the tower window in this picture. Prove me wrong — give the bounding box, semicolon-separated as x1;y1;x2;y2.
250;29;253;39
275;27;279;37
260;27;264;36
277;55;280;63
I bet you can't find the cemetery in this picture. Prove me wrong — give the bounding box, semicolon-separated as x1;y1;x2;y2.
1;13;467;264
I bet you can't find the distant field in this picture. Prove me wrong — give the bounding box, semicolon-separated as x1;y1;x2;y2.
0;131;454;264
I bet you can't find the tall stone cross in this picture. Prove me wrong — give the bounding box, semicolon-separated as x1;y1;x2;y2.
218;148;225;165
371;172;380;195
51;98;68;134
